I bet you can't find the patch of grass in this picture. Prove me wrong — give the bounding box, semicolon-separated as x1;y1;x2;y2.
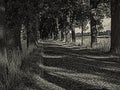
0;43;37;90
76;36;110;52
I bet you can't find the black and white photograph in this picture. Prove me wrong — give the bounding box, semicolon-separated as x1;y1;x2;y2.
0;0;120;90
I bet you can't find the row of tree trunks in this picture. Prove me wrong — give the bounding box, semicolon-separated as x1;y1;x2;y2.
38;14;76;43
67;11;76;43
0;0;41;89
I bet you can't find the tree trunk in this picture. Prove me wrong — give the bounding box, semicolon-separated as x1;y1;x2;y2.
1;1;24;89
26;23;30;48
81;22;84;45
0;1;7;70
58;30;61;40
35;15;39;41
31;18;38;46
39;29;42;39
52;32;54;40
65;29;68;42
71;25;76;43
54;17;59;40
90;13;97;48
110;0;120;54
90;0;98;48
61;30;64;41
14;25;22;51
0;3;9;90
0;2;5;54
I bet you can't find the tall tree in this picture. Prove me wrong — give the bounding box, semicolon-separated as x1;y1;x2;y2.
90;0;99;47
0;0;5;54
75;0;90;45
110;0;120;54
90;0;110;47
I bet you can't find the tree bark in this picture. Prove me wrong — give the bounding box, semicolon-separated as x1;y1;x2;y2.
81;22;84;45
26;22;30;48
52;32;54;40
0;3;9;90
90;0;98;48
54;17;59;40
61;30;64;41
35;15;39;41
110;0;120;54
65;29;68;42
90;13;97;48
71;25;76;43
14;25;22;51
0;2;5;54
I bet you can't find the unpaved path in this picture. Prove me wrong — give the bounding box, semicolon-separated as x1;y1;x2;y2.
21;41;120;90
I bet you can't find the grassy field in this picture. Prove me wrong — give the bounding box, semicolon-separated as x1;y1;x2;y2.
76;36;110;51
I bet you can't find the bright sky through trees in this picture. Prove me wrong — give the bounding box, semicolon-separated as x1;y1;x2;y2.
75;17;111;33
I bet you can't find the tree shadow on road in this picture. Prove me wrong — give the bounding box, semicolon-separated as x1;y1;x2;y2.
41;43;120;89
20;43;120;90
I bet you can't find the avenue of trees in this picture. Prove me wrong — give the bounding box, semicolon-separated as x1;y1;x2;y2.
0;0;120;89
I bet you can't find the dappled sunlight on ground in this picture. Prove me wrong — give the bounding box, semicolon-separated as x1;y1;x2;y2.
33;74;65;90
39;64;75;73
39;63;120;90
49;72;120;90
103;67;120;72
20;41;120;90
41;41;120;90
42;54;67;59
83;55;120;59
